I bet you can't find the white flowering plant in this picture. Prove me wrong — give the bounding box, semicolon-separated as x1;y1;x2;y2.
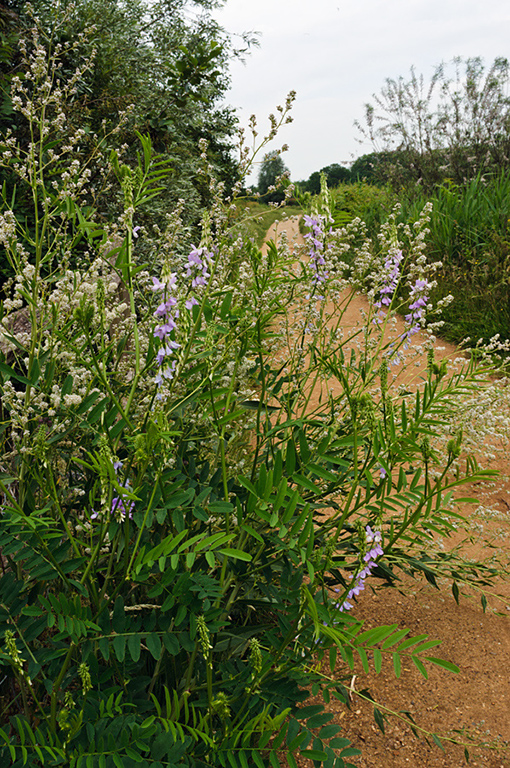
0;25;505;768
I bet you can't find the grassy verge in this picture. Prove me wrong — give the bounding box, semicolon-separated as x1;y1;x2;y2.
234;200;302;246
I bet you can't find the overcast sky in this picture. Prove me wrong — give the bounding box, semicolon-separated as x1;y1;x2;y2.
213;0;510;184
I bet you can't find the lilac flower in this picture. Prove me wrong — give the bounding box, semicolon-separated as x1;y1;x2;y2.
132;226;141;238
111;495;134;521
337;526;384;612
188;247;204;266
185;246;213;292
151;273;177;293
379;466;387;479
152;276;166;293
403;278;430;342
151;245;214;396
374;250;403;323
303;214;330;289
156;341;180;365
364;526;384;561
157;297;178;314
154;320;177;339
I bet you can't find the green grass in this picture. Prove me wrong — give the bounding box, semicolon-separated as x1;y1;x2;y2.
396;172;510;344
233;200;302;247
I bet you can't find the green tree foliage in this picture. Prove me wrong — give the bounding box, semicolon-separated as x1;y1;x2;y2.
356;57;510;189
0;0;244;272
257;150;289;201
301;163;352;194
320;163;352;187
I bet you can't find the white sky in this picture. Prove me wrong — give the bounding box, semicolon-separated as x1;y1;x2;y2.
214;0;510;184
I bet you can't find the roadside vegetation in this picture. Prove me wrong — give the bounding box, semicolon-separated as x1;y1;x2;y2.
0;6;510;767
297;57;510;346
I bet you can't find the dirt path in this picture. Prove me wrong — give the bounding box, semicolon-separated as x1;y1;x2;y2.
263;217;510;768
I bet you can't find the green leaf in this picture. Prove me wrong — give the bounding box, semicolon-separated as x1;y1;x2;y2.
356;646;369;673
424;656;459;674
306;463;338;482
296;705;324;719
355;624;396;647
281;489;300;524
339;746;362;757
409;639;442;655
239;523;264;543
0;360;31;385
288;732;308;752
128;633;141;662
62;374;74;397
411;656;428;679
328;738;351;749
318;725;341;740
381;628;410;649
292;473;318;494
306;713;332;729
112;634;126;662
393;652;402;678
373;707;386;734
98;636;110;660
194;532;233;552
396;633;428;651
162;633;180;656
125;745;145;762
300;750;327;761
217;548;252;561
145;633;162;660
432;733;444;751
86;397;109;424
286;440;296;475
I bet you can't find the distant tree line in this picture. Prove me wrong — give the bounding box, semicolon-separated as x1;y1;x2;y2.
296;56;510;196
357;56;510;190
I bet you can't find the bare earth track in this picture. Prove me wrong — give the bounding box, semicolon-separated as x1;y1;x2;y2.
263;217;510;768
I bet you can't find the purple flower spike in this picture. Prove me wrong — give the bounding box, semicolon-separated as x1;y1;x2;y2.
335;526;384;614
304;214;331;292
152;276;165;293
403;277;430;342
111;495;134;521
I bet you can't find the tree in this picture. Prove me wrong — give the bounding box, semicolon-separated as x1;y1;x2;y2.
320;163;351;187
356;57;510;188
299;163;351;194
0;0;243;258
257;151;289;201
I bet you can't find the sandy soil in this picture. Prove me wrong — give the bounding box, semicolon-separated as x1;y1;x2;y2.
262;216;510;768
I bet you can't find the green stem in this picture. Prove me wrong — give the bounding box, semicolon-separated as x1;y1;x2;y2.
50;644;75;731
126;472;163;578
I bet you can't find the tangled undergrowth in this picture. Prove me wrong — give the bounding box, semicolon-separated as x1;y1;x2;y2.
0;16;510;768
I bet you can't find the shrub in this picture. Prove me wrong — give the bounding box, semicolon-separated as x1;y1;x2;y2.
0;24;505;768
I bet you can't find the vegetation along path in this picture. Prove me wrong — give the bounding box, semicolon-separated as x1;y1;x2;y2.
263;216;510;768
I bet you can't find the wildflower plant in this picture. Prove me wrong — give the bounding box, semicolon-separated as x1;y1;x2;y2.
0;18;506;768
